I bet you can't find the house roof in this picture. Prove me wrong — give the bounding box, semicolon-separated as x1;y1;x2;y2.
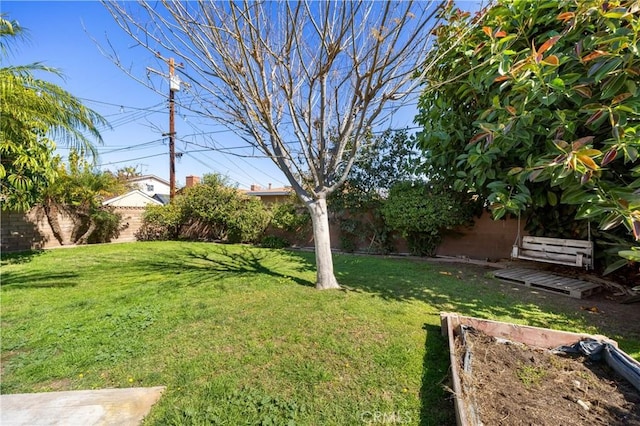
152;194;171;205
243;186;292;197
102;190;163;207
246;190;291;196
127;174;170;186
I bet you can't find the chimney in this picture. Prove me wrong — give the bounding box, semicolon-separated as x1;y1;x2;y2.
185;175;201;188
250;184;261;191
268;183;272;190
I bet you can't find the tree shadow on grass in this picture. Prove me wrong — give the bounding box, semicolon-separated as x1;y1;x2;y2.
1;271;78;290
1;244;316;291
1;249;45;266
140;245;316;288
337;254;640;347
1;250;79;290
419;323;456;426
187;246;315;287
334;254;640;422
336;255;588;330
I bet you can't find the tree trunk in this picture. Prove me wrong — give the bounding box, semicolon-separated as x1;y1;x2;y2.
307;197;340;290
76;217;96;245
43;201;68;245
69;215;85;244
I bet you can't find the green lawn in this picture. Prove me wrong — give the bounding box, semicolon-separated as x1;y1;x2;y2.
1;242;638;425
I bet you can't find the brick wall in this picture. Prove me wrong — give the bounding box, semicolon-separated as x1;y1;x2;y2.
1;207;50;252
2;206;523;261
1;206;147;252
436;212;524;261
292;210;523;260
112;207;148;243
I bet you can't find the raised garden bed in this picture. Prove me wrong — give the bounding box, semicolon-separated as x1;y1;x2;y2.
441;313;640;426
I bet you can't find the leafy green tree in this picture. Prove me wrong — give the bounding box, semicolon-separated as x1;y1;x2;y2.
116;166;140;180
42;152;124;245
332;130;419;210
179;174;271;243
381;180;480;256
268;194;310;235
330;129;419;253
136;203;183;241
137;174;271;244
416;0;639;267
0;15;107;210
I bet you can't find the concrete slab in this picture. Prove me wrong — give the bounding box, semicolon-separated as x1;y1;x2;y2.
0;386;165;426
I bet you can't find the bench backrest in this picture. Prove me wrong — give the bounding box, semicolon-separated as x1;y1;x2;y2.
512;236;593;269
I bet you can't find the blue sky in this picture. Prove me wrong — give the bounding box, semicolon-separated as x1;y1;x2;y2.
3;1;479;189
4;1;297;188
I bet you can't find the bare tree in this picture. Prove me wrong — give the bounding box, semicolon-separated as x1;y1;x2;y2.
102;1;449;289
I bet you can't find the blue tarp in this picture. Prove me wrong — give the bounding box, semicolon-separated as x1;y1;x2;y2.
555;339;640;392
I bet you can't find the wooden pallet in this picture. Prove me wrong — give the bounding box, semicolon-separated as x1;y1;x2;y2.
493;268;601;299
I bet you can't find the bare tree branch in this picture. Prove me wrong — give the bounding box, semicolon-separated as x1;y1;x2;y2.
98;0;488;288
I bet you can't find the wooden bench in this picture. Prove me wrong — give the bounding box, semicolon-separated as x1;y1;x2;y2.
512;236;593;269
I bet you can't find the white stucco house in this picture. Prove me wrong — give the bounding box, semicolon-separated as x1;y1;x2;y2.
127;175;171;198
101;174;205;207
101;175;172;207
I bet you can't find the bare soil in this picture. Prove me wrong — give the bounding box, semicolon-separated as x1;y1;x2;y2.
456;328;640;425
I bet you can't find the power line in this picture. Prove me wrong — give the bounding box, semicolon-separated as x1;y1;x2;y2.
198;150;274;187
103;107;165;130
97;152;166;167
83;91;421;183
98;138;166;154
175;127;289;184
95;147;214;168
80;98;166;113
174;121;421;186
178;125;421;155
57;137;167;153
219;149;288;186
182;151;251;188
78;98;170;133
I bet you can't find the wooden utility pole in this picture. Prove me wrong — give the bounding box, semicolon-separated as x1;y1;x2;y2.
148;56;182;202
168;58;176;202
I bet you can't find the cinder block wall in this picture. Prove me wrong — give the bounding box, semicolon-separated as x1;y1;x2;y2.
2;207;522;261
324;210;522;260
436;212;524;261
112;207;147;242
1;207;147;252
2;210;38;252
1;207;60;252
